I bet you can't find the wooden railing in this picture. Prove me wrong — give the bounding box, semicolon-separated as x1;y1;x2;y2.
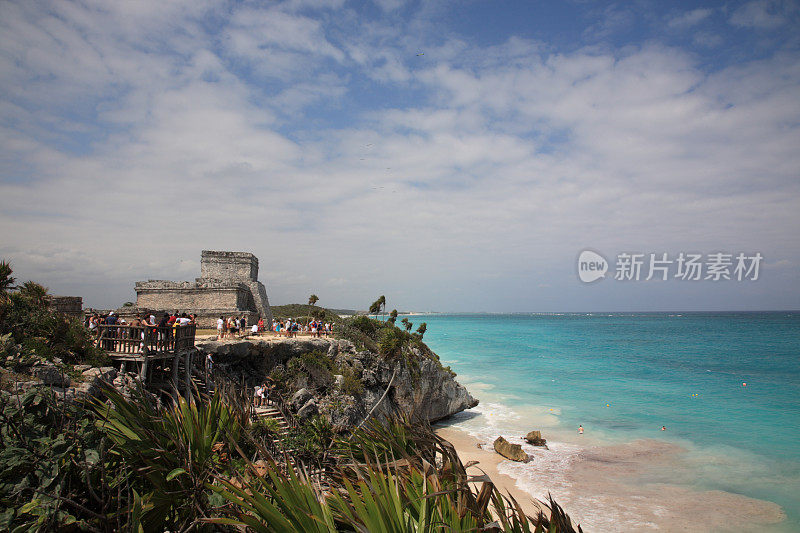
95;324;196;355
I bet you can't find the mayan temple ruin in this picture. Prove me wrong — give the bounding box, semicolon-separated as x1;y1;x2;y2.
134;250;273;328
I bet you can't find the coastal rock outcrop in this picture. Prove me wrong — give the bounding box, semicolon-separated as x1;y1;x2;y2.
196;337;478;430
524;430;548;448
493;436;530;463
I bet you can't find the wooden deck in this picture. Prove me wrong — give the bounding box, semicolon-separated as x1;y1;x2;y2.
96;323;196;357
95;323;198;397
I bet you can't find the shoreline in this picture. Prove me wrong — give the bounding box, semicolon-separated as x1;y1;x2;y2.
434;424;548;519
435;417;788;532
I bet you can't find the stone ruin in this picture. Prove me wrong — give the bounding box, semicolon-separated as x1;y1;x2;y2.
46;295;83;317
133;251;273;328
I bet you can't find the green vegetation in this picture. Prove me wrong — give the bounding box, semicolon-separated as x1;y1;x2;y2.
213;414;584;532
271;304;341;324
2;385;583;532
273;349;365;400
0;388;112;531
0;262;109;373
97;386;242;531
334;314;442;381
283;415;334;463
0;260;15;298
339;366;363;396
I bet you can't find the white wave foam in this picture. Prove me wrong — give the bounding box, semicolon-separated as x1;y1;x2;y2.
445;401;786;531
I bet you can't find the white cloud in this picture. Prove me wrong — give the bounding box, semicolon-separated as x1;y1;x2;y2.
730;0;797;29
0;1;798;311
668;8;713;29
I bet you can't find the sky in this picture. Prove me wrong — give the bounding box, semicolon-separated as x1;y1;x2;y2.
1;0;799;312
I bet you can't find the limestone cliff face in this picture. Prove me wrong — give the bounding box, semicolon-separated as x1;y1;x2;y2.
196;337;478;429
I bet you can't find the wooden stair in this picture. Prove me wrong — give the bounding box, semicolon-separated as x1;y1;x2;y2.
251;403;329;487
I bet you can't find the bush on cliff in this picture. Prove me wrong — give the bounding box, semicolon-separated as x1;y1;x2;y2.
271;304;341;324
0;264;108;369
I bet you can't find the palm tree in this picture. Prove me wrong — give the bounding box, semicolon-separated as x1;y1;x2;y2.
378;295;386;321
18;281;49;307
388;309;398;325
369;301;381;320
0;260;15;300
416;322;427;339
401;317;413;332
307;294;319;325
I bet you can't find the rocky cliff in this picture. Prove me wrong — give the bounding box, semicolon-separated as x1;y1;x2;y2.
196;337;478;430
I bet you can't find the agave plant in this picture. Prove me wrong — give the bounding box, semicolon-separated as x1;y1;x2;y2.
95;385;241;531
209;459;337;532
212;415;583;533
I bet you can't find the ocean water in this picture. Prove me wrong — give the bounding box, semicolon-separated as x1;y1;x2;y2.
417;312;800;532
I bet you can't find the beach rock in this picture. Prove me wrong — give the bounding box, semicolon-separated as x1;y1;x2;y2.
524;430;548;447
291;388;313;410
297;398;319;420
494;436;530;463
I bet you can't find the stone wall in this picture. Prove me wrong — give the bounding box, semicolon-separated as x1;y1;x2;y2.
46;296;83;317
201;250;258;282
135;281;245;310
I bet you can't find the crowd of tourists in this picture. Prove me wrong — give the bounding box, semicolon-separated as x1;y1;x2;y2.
216;315;258;339
214;316;334;340
271;318;333;337
86;310;198;336
253;380;274;408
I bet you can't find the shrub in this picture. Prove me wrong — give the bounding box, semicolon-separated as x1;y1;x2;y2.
0;292;108;366
0;388;121;531
340;367;364;396
378;327;404;360
282;415;334;463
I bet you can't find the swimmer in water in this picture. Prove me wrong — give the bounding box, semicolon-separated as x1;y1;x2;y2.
661;426;666;431
579;425;584;434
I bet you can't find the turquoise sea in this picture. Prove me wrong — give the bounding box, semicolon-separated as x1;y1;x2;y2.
416;312;800;532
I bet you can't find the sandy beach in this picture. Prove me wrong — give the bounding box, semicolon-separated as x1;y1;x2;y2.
436;422;787;532
434;425;548;519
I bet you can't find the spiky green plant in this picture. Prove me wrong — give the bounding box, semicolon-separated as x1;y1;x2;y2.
209;458;337;532
215;416;583;533
95;385;240;531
